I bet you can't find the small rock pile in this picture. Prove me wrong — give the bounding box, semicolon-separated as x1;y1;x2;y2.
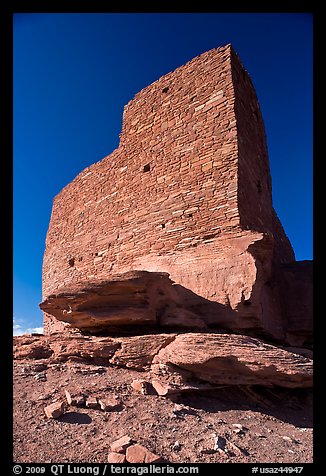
43;389;123;419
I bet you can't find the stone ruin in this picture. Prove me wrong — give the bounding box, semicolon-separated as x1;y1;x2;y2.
40;44;312;349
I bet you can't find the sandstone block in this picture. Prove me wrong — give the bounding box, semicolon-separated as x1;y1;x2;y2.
126;444;162;463
44;401;64;419
85;397;100;410
107;452;126;463
110;333;176;371
64;389;85;407
110;435;134;453
131;379;151;395
151;379;172;396
98;396;122;412
40;271;182;332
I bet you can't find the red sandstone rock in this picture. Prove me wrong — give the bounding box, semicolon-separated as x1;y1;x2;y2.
40;271;183;331
13;339;53;360
107;452;126;463
150;333;313;390
161;307;207;329
50;336;119;363
14;333;312;392
126;444;162;463
110;435;134;453
97;396;121;412
131;379;151;395
64;389;85;407
85;397;100;410
109;333;176;370
276;261;313;346
151;378;179;397
13;333;175;370
40;44;309;344
44;401;64;419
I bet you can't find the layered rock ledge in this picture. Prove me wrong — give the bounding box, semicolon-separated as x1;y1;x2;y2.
13;332;313;392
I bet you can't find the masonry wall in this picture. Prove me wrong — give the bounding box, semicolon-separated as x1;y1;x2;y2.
43;45;240;297
42;44;295;335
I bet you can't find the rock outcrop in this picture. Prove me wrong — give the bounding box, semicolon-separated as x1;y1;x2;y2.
40;270;189;332
149;333;313;393
40;44;312;345
13;342;313;464
13;333;313;390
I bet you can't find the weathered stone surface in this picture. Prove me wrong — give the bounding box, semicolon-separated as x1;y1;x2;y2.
85;397;100;410
14;332;313;396
14;332;313;390
40;44;310;343
161;307;207;329
48;336;119;363
13;333;172;370
64;389;85;407
131;379;151;395
97;396;122;412
110;435;134;453
109;334;176;371
40;271;183;332
151;375;187;396
126;443;162;463
13;339;53;360
150;333;313;390
107;452;126;463
44;401;64;419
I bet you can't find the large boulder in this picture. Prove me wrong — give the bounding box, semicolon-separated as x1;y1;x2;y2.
150;333;313;392
40;271;186;332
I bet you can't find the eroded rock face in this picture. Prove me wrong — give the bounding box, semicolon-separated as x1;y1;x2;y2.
40;270;185;332
13;332;313;390
13;333;175;370
109;334;175;371
126;444;162;463
149;333;313;391
40;248;312;346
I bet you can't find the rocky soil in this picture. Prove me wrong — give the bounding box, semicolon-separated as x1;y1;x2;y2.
13;334;313;464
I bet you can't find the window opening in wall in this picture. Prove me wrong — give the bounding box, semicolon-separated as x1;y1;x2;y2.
68;258;75;267
162;87;169;93
143;164;150;173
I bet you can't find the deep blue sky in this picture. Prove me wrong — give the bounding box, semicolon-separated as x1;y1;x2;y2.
13;13;313;334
